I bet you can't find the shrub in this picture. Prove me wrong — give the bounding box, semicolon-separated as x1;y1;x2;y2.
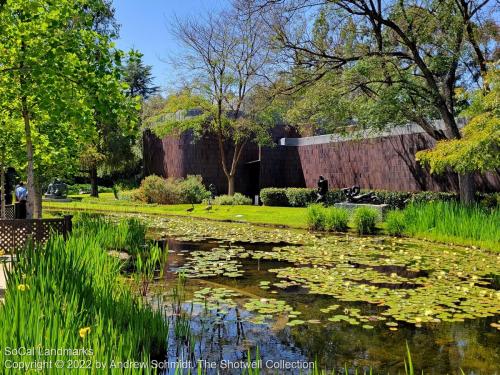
352;207;379;235
306;204;327;231
385;210;407;236
477;192;500;210
177;175;210;205
67;184;113;195
213;193;252;205
410;191;457;205
325;207;349;232
260;188;288;206
324;190;347;205
286;188;316;207
132;175;208;205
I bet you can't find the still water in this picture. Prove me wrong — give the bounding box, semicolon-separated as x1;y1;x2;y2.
151;237;500;375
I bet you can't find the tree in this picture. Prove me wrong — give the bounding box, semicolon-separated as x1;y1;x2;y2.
417;66;500;175
0;0;128;218
165;4;272;195
122;50;160;99
0;113;23;218
250;0;497;202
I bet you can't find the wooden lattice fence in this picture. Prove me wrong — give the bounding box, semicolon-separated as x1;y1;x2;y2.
0;216;72;252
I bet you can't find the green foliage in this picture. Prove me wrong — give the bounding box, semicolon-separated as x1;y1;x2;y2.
306;204;326;231
213;193;252;205
401;201;500;251
260;188;289;206
177;175;210;205
417;67;500;174
67;184;113;195
325;207;349;232
0;218;168;374
286;188;317;207
132;175;208;205
385;210;407;237
352;207;379;235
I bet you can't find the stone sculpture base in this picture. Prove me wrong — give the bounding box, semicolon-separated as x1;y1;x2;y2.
334;202;389;218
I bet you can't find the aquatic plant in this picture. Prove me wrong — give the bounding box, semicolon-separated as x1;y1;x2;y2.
0;231;168;374
402;201;500;251
325;207;349;232
307;204;327;231
385;210;406;237
352;207;379;234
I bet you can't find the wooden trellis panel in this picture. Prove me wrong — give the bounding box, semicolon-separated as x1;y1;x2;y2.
0;216;72;252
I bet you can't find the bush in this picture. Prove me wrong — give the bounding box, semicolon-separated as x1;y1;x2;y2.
260;188;289;206
67;183;113;195
177;175;210;205
286;188;316;207
132;175;208;205
410;191;457;205
306;204;327;231
385;210;407;236
352;207;379;235
213;193;252;205
325;207;349;232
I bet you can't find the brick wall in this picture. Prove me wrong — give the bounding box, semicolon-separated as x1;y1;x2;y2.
143;129;500;194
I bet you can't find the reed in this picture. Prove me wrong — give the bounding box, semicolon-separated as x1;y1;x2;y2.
402;201;499;251
0;217;168;374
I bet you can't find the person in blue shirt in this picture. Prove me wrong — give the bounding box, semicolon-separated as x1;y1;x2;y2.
15;181;28;219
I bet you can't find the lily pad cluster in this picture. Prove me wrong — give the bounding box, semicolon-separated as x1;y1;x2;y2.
143;215;500;329
192;287;240;311
244;298;303;326
177;245;247;278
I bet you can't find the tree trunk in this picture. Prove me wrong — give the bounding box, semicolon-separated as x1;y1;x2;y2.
90;167;99;198
459;173;475;205
1;165;5;219
227;175;235;196
22;101;41;219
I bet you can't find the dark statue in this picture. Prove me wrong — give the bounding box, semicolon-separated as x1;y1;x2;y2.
341;185;379;204
45;178;68;199
316;175;329;203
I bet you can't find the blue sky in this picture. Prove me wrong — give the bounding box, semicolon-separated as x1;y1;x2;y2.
113;0;230;93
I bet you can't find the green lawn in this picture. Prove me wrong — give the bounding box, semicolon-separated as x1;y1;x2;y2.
43;193;499;252
44;193;309;228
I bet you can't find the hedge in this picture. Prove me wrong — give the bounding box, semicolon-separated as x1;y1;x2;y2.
259;187;479;209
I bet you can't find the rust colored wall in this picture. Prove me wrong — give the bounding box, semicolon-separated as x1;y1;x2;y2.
143;129;500;194
293;132;499;192
143;130;259;195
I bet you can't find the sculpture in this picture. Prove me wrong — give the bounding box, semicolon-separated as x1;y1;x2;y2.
45;178;68;199
315;175;329;204
341;185;379;204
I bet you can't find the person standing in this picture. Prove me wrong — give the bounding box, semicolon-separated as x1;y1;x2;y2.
15;181;28;219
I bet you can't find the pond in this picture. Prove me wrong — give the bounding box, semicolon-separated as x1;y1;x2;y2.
129;215;500;373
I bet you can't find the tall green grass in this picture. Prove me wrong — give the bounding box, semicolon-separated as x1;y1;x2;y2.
402;201;500;251
352;207;379;235
0;217;168;374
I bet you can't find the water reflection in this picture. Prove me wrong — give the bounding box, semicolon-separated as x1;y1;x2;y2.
154;238;500;374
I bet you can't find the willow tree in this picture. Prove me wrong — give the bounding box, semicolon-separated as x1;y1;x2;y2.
167;4;272;195
250;0;496;202
0;0;127;217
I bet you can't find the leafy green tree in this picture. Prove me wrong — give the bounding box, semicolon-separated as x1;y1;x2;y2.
252;0;496;202
417;67;500;175
0;0;127;217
